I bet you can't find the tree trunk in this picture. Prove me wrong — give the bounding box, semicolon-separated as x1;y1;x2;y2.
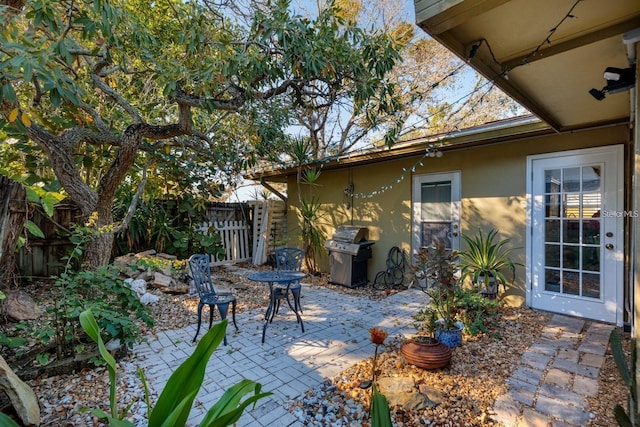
81;204;115;268
0;176;27;289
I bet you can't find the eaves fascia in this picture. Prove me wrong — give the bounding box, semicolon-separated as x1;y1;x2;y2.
247;117;552;181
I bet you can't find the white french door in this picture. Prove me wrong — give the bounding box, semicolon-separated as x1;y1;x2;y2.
528;146;623;325
412;171;461;254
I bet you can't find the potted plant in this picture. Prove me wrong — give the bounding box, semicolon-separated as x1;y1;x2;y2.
459;229;522;299
400;305;452;369
410;242;464;348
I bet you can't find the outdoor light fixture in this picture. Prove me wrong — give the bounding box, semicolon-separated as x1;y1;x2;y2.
589;66;636;100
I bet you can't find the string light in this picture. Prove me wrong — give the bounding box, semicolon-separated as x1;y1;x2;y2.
348;0;583;199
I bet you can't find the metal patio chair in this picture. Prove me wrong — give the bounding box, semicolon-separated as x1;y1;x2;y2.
273;247;305;314
188;254;238;345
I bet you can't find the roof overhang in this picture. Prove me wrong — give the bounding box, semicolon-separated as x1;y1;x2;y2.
413;0;639;132
247;115;552;181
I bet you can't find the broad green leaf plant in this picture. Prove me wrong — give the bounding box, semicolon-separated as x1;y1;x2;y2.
79;310;271;426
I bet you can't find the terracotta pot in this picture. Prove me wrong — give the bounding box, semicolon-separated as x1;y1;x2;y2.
400;339;452;370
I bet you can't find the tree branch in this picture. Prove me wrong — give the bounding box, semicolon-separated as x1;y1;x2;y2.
26;125;98;215
77;101;113;134
174;84;247;111
113;163;148;234
91;55;143;123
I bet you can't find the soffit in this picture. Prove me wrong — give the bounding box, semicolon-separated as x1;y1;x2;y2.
414;0;639;131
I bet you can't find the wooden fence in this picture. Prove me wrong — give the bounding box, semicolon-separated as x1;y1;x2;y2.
249;200;286;265
200;220;252;265
9;196;281;275
17;203;83;278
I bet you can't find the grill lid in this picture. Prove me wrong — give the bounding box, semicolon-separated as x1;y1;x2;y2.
331;225;368;243
324;239;373;255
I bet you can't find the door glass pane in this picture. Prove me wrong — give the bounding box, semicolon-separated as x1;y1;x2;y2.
421;181;451;221
545;244;560;267
545;194;561;217
420;181;452;248
421;222;451;248
583;273;600;298
582;192;600;218
563;193;580;218
582;247;600;271
563;220;580;243
562;167;581;192
545;219;560;242
542;165;602;300
545;269;560;292
583;166;601;191
583;219;600;244
562;245;579;269
545;169;561;192
563;271;580;295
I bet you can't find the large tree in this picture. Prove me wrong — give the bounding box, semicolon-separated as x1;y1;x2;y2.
0;0;403;268
286;0;524;159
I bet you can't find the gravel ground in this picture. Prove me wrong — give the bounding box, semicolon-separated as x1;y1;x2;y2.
5;264;631;426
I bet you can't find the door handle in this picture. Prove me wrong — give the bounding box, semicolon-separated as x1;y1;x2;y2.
605;243;614;250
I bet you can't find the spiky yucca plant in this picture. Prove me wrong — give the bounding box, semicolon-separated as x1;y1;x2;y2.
459;229;521;294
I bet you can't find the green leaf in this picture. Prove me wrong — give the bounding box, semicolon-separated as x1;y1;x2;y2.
148;320;228;427
77;408;135;427
614;404;633;427
199;380;272;427
610;330;632;387
157;393;197;427
1;83;16;103
36;352;50;365
41;192;65;216
79;309;118;419
25;187;40;203
24;220;45;238
14;235;25;251
370;384;392;427
0;412;21;427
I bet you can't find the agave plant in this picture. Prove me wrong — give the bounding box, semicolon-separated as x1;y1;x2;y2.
459;229;521;294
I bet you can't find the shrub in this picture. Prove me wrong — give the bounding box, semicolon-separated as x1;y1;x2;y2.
13;264;153;364
455;289;500;336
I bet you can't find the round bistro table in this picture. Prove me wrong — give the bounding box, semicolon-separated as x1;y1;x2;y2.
248;270;306;344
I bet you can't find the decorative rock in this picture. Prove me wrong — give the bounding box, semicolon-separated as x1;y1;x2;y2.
152;272;174;288
403;393;437;411
377;377;414;394
124;278;160;305
0;354;40;426
140;293;160;304
418;384;444;405
3;289;40;321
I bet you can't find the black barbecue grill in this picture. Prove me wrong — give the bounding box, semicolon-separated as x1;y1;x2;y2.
324;225;374;288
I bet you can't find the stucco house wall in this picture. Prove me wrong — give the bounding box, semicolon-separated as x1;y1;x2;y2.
283;123;630;306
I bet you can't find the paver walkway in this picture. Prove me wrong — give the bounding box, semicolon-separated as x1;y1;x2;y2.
132;268;423;427
493;314;613;426
130;267;615;427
